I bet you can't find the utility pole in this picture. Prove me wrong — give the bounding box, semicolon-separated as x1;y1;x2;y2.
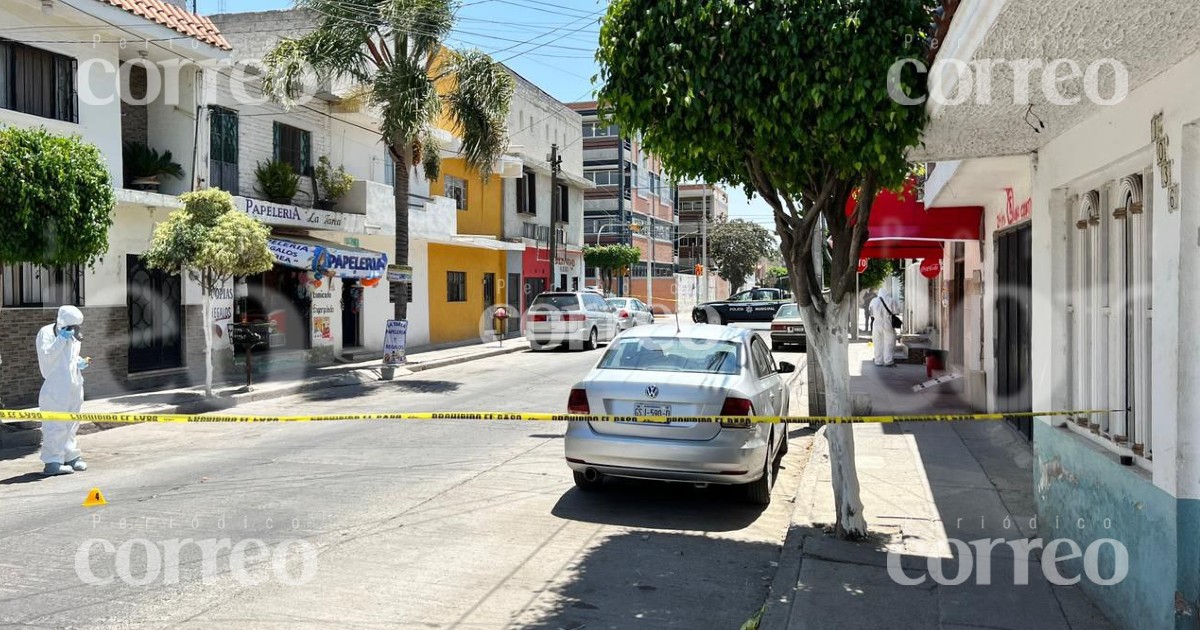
647;220;654;309
701;187;709;302
548;144;562;291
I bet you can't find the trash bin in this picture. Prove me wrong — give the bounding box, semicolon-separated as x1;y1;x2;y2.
925;350;947;378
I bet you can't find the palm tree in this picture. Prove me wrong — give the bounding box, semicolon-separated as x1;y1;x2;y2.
263;0;514;319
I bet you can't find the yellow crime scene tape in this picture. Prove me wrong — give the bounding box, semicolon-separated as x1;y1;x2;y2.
0;409;1114;425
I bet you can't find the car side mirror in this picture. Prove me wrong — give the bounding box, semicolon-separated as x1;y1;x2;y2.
777;362;796;374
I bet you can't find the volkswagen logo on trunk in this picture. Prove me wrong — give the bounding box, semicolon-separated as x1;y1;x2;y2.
645;385;659;399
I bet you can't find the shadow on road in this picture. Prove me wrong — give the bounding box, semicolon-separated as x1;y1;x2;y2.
0;472;45;485
299;379;462;402
513;530;777;630
551;481;766;532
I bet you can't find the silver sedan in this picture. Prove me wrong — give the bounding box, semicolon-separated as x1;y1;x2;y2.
564;324;794;504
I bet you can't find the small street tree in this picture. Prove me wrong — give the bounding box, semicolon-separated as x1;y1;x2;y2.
583;244;642;295
598;0;932;538
0;127;114;269
707;218;776;293
144;190;274;397
263;0;515;322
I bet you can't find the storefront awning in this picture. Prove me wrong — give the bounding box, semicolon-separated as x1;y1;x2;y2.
268;235;389;279
859;239;944;260
846;181;984;241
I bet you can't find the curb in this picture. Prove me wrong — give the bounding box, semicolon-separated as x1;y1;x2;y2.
761;429;824;630
9;342;528;432
142;342;527;418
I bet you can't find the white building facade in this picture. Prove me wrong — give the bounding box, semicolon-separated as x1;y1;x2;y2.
916;2;1200;627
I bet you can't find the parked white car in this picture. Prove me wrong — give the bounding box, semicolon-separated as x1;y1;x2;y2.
607;297;655;331
564;324;794;504
526;292;619;351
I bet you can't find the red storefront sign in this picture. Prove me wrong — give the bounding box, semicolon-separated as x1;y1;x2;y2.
998;188;1032;230
920;258;942;279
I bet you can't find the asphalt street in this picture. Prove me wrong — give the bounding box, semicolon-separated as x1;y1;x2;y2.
0;341;812;630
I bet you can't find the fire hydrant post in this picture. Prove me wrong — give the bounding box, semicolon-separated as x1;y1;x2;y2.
494;307;509;347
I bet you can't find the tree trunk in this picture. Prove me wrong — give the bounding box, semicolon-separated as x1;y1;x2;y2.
392;143;410;321
202;275;214;398
801;297;867;539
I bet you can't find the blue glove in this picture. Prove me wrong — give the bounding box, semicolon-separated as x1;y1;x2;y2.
59;328;76;340
77;358;90;371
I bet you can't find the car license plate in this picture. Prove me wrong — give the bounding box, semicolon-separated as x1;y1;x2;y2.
632;403;671;422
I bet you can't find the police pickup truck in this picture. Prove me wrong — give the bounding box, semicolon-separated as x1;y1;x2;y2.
692;287;790;325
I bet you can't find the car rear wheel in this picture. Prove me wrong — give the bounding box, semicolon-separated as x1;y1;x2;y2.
573;470;604;491
744;445;774;505
583;327;598;351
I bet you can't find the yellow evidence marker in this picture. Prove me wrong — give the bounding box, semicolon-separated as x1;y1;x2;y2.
82;488;107;507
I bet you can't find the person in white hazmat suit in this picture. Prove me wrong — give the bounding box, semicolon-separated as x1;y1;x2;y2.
868;289;901;367
37;305;91;476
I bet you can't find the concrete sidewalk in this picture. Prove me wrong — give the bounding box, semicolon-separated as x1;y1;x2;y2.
0;335;527;446
763;341;1114;629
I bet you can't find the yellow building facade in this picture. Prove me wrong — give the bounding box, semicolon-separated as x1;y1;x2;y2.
425;157;511;345
426;243;507;345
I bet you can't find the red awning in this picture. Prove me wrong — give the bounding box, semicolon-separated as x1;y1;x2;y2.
859;240;944;260
846;181;983;242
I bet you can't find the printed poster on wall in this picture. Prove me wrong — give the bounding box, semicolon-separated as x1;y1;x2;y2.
312;316;332;341
384;320;409;366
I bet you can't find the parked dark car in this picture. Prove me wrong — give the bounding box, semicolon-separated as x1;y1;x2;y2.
692;287;789;325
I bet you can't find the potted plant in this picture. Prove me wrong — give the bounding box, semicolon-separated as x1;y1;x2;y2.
122;142;184;192
254;159;301;205
314;156;354;210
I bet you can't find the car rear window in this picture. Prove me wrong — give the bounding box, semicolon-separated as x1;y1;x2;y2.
776;304;799;318
597;337;742;375
606;299;627;308
531;294;580;310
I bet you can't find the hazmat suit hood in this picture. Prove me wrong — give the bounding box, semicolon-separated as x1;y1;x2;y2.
56;305;84;329
876;288;891;302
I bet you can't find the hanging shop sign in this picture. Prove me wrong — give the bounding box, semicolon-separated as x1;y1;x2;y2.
235;196;367;233
268;238;388;280
920;258;942;279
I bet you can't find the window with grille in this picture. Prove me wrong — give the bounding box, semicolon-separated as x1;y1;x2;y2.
209;106;239;194
1067;174;1154;463
447;271;467;302
445;175;467;211
273;122;311;175
0;39;77;123
2;264;84;307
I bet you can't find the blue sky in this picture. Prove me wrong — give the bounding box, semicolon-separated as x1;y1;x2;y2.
196;0;774;225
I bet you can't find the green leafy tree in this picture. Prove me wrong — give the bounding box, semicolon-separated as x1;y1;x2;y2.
144;190;274;396
0;127;115;267
767;266;789;279
583;244;641;295
263;0;515;321
707;219;775;293
598;0;932;538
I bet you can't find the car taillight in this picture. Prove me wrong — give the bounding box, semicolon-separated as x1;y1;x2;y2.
563;313;586;322
568;388;590;414
720;397;754;428
529;313;548;322
619;309;629;318
771;323;787;331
